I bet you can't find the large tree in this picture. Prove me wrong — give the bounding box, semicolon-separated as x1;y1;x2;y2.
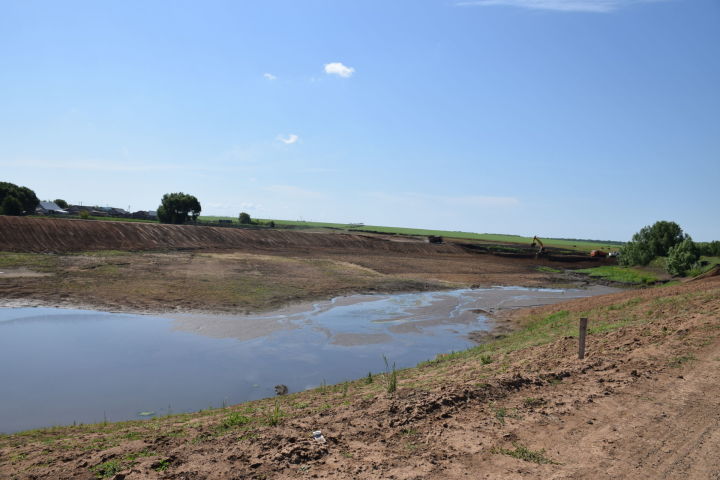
0;182;39;215
619;220;687;266
157;192;201;224
238;212;251;224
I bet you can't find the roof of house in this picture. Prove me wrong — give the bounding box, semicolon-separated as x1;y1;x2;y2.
37;201;67;213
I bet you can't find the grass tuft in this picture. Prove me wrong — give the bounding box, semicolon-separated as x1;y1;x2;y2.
491;442;560;465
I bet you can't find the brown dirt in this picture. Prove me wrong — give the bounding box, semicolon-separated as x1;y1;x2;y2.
0;217;613;314
2;277;718;480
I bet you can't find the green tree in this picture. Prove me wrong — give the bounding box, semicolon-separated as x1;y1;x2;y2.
157;193;201;224
619;221;687;266
54;199;69;209
696;240;720;257
0;182;39;215
666;238;699;276
238;212;251;224
0;195;23;216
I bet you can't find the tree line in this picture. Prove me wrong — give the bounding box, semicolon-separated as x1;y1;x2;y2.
619;220;719;276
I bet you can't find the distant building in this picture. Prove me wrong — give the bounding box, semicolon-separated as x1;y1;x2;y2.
131;210;158;221
36;201;68;215
67;205;108;217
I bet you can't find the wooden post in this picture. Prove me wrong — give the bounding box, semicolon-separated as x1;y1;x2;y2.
578;317;588;359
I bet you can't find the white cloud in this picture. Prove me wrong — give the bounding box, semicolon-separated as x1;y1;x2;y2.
324;62;355;78
263;73;277;80
455;0;667;12
277;134;299;145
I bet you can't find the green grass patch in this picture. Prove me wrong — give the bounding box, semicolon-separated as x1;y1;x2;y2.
91;459;124;478
536;266;562;274
575;266;658;284
689;256;720;277
0;252;58;271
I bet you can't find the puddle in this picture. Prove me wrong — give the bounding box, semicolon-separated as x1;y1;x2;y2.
0;285;617;433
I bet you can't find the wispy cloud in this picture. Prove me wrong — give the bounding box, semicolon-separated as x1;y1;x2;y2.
263;72;277;80
324;62;355;78
456;0;667;13
277;133;299;145
365;192;520;208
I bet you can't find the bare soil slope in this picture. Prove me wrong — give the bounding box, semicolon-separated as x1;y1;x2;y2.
0;217;462;255
2;277;718;479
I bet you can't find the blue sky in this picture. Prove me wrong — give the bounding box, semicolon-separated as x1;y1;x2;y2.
1;0;718;241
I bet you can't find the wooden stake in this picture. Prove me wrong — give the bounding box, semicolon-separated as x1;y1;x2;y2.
579;317;588;359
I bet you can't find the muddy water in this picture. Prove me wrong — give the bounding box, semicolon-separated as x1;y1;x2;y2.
0;286;617;433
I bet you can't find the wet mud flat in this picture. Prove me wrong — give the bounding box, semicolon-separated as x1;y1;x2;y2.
0;285;616;433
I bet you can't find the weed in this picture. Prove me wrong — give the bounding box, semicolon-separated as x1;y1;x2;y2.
91;459;123;478
153;458;171;472
265;400;284;426
492;442;560;465
365;371;374;384
383;355;398;394
522;397;545;408
494;406;521;424
10;453;28;463
124;449;156;462
219;412;251;430
480;354;493;365
495;407;508;424
669;354;696;368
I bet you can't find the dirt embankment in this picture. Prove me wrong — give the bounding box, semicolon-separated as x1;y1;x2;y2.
0;217;464;255
2;276;718;479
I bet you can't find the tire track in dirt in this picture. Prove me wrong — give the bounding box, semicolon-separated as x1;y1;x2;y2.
486;339;720;480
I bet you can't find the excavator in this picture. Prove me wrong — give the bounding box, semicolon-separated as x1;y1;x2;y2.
531;235;546;255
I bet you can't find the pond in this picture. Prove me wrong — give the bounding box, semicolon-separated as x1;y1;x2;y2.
0;285;617;433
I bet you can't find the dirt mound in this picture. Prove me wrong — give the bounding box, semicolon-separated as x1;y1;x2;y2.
0;217;462;254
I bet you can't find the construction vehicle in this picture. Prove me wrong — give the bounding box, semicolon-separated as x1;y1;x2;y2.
531;236;546;255
590;250;608;258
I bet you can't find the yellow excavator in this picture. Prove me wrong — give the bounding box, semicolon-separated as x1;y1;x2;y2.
531;235;546;255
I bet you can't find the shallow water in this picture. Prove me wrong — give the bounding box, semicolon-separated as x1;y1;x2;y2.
0;285;617;433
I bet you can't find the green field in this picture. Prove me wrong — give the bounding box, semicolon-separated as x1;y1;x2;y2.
199;216;622;252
